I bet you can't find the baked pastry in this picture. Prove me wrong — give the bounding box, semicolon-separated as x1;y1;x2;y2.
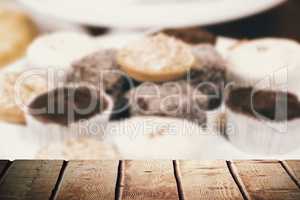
152;27;217;45
227;38;300;94
66;49;129;99
27;31;97;70
192;44;226;70
226;87;300;155
117;34;195;82
0;70;47;124
25;85;113;146
188;44;227;109
126;81;208;125
0;8;38;68
66;49;136;120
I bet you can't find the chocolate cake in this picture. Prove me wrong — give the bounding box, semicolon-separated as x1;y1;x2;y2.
126;81;208;125
186;44;227;109
152;27;217;45
226;87;300;122
66;49;130;99
28;86;107;126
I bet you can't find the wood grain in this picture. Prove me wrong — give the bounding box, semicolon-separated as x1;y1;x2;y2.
55;161;119;200
0;160;9;179
0;160;299;200
120;161;179;200
282;161;300;187
177;161;243;200
0;160;63;200
233;160;300;200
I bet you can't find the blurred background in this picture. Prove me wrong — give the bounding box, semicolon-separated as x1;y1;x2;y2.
1;0;299;40
1;0;300;159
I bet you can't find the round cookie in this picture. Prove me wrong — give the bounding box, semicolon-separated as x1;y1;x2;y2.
227;38;300;92
66;49;128;99
0;70;47;124
192;44;226;70
188;44;227;109
0;8;38;68
126;81;208;125
117;34;195;82
27;31;97;70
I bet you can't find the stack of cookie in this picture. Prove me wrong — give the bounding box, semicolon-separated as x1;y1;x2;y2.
65;29;226;126
42;28;225;158
2;14;300;157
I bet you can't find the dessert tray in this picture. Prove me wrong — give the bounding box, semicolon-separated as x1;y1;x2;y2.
19;0;286;27
1;31;300;160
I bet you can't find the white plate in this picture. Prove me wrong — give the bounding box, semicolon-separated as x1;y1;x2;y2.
19;0;286;28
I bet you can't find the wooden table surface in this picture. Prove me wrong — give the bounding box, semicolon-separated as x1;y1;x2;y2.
0;160;300;200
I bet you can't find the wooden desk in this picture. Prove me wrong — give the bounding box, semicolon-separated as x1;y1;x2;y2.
0;160;300;200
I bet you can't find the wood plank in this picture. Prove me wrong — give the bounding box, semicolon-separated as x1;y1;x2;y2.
56;161;119;200
0;160;63;200
233;160;300;200
177;161;243;200
120;161;179;200
0;161;9;179
282;161;300;187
